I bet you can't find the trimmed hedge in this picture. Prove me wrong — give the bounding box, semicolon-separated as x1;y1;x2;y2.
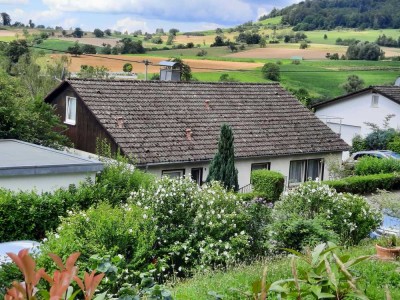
251;170;284;201
326;173;400;194
355;157;400;176
0;165;155;242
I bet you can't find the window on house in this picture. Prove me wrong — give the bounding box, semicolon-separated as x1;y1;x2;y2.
251;162;271;172
289;159;324;185
162;169;185;179
289;160;306;184
65;96;77;125
371;94;379;107
191;168;203;186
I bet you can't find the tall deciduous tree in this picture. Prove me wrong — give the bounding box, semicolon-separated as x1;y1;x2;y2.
0;69;70;148
93;28;104;38
1;12;11;26
207;124;239;191
73;27;84;38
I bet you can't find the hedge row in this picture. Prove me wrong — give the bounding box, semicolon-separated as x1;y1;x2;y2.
0;164;154;242
355;157;400;176
326;173;400;194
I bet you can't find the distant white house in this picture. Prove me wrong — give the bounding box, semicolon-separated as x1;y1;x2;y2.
313;85;400;150
0;140;103;193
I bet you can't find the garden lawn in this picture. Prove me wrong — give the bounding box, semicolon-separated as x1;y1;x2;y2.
171;242;400;300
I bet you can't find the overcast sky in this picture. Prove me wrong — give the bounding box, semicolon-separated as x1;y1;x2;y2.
0;0;299;33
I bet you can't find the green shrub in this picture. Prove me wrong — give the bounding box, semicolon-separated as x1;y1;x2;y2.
274;218;338;251
95;162;155;206
355;156;400;175
0;189;69;241
38;202;156;292
251;170;284;201
327;173;400;194
129;177;269;274
0;263;22;297
272;181;381;246
365;128;397;150
388;135;400;153
0;162;154;242
351;135;367;153
237;192;257;201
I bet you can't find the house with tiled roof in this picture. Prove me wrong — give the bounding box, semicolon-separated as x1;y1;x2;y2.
313;85;400;148
45;79;348;189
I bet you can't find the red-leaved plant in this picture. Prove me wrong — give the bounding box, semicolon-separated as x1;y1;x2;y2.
4;249;105;300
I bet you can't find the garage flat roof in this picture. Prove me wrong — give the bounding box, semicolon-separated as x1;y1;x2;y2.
0;140;103;176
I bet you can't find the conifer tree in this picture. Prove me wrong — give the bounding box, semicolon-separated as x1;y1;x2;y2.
207;124;239;191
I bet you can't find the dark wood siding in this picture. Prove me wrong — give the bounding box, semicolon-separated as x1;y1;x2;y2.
49;87;119;154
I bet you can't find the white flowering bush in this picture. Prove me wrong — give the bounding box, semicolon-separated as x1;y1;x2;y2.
129;177;254;273
273;181;381;247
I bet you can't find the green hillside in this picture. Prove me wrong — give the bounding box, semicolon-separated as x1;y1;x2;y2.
260;0;400;30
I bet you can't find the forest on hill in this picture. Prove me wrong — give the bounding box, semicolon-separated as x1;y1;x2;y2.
260;0;400;30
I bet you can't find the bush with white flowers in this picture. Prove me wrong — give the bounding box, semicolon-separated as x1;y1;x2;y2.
129;177;255;274
273;181;381;246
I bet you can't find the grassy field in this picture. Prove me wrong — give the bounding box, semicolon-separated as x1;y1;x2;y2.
33;39;77;53
257;16;283;26
193;60;400;99
0;36;16;42
305;28;400;45
139;45;260;61
33;39;102;54
171;242;400;299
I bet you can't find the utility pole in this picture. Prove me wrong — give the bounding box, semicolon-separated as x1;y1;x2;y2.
143;59;150;80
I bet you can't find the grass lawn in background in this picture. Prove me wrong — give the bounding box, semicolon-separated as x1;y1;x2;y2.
171;242;400;300
0;36;16;42
257;16;283;26
34;39;103;54
194;59;400;100
306;28;400;45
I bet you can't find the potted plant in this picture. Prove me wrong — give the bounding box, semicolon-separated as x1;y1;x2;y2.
375;235;400;260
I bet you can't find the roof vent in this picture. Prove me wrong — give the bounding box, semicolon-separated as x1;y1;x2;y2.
205;100;210;110
116;117;124;129
185;128;192;141
395;77;400;86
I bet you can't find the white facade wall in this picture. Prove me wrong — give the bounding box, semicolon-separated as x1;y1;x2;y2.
315;92;400;145
145;152;342;189
0;173;96;193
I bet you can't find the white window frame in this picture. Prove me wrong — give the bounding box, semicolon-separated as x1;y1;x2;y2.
371;94;379;108
162;169;185;179
251;162;271;172
65;96;77;125
288;159;324;186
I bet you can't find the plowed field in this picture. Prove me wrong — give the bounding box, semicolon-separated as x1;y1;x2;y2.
59;54;263;73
